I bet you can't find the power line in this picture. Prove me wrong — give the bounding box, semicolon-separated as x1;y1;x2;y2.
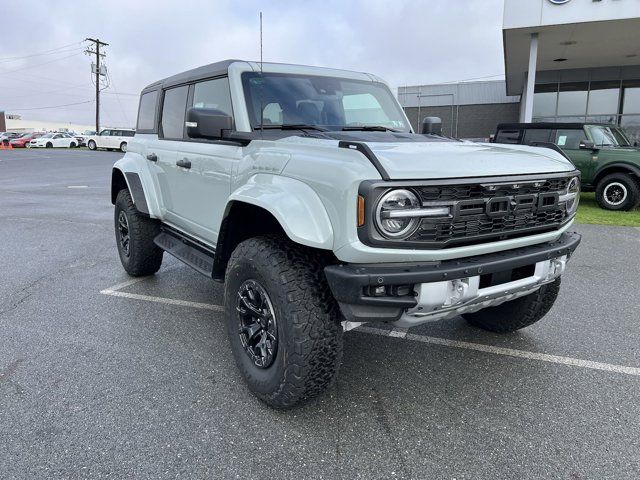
105;69;131;125
5;99;94;111
0;51;84;76
0;42;85;63
0;84;92;100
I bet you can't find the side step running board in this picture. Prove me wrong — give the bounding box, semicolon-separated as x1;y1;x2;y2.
154;229;215;277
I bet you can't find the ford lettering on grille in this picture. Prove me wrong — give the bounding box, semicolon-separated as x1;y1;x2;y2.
452;192;559;221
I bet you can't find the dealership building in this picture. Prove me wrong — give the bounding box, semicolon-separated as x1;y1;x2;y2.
399;0;640;142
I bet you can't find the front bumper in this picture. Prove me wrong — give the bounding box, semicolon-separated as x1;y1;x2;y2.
324;231;581;327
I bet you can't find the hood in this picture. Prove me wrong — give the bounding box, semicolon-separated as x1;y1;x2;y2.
280;134;575;180
364;141;575;179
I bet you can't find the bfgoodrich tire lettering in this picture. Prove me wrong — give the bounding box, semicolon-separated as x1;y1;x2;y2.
114;189;163;276
224;236;343;409
462;278;561;333
595;173;640;211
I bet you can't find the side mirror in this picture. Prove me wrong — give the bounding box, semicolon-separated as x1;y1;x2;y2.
186;108;233;140
421;116;442;136
579;140;598;151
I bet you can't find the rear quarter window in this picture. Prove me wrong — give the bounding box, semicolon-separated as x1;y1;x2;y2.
495;129;522;144
137;90;159;132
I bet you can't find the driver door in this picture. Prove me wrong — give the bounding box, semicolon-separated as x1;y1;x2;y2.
555;128;595;179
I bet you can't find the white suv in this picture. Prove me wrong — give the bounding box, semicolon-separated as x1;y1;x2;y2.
111;59;581;408
87;129;135;152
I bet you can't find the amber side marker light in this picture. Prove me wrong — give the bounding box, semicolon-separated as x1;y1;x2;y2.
357;195;365;227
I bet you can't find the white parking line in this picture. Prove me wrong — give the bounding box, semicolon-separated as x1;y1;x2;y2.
358;326;640;377
99;277;640;378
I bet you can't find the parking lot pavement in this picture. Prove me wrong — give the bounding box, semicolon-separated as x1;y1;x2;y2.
1;148;639;479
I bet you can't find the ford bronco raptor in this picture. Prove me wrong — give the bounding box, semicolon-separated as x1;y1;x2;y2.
494;122;640;211
111;60;581;408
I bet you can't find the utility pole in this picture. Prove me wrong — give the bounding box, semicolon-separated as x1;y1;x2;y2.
85;38;108;133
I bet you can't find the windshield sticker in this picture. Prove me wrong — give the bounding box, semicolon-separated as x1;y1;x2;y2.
557;135;567;146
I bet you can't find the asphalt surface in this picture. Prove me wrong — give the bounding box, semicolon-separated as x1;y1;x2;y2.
1;148;639;479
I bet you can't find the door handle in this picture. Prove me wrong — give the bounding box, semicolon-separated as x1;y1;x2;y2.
176;158;191;169
146;153;157;162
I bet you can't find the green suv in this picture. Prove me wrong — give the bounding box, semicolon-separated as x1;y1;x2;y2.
494;123;640;211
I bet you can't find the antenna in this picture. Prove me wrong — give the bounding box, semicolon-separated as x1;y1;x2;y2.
259;11;264;139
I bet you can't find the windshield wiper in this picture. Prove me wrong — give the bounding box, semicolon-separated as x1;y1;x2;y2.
342;125;400;132
254;124;328;131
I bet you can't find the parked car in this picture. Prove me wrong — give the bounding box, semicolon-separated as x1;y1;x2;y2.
29;132;79;148
111;60;581;408
494;122;640;211
73;130;96;147
9;132;44;148
87;129;135;152
0;132;22;146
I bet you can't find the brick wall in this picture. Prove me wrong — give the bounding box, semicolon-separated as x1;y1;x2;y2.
404;103;520;139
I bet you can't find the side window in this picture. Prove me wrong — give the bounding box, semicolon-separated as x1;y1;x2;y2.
161;85;189;139
124;130;135;137
495;129;522;144
555;129;587;150
101;130;111;136
192;77;233;116
523;129;553;145
137;90;158;131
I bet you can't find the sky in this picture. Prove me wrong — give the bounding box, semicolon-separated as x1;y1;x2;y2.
0;0;506;128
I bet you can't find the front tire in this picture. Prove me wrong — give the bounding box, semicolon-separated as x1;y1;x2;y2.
114;189;163;276
462;279;561;333
46;142;53;148
88;140;97;150
595;173;640;211
224;236;343;409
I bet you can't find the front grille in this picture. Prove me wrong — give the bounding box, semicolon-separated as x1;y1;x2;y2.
411;208;567;245
415;178;569;202
408;178;570;247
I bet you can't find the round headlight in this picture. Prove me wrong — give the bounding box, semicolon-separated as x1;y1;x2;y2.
375;189;421;238
565;176;580;215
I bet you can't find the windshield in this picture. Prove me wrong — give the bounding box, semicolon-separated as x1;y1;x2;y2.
586;125;631;147
40;134;54;138
241;72;410;132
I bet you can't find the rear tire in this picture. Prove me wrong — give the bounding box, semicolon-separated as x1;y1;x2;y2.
114;189;163;277
88;140;97;151
120;142;127;152
595;173;640;211
224;236;343;409
462;279;561;333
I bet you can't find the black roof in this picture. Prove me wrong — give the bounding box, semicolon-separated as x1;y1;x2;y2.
142;59;246;92
497;122;617;130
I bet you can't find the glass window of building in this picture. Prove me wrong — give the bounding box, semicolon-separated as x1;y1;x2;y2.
533;84;558;117
557;82;588;117
622;80;640;115
587;81;620;115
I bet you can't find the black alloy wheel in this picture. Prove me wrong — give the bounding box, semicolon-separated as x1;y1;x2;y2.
117;210;130;257
236;279;278;368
